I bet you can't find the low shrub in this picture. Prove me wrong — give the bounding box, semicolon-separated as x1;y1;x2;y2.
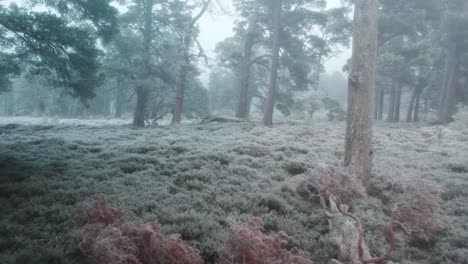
76;195;204;264
218;217;314;264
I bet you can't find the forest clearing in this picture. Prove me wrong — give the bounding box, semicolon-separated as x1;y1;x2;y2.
0;118;467;264
2;0;468;263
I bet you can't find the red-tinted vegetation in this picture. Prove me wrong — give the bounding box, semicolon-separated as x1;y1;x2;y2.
77;195;204;264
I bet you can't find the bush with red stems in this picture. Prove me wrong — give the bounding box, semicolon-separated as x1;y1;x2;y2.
76;195;204;264
316;165;367;203
218;217;314;264
318;167;446;264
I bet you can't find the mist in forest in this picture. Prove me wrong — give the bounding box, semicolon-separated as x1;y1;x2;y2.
0;1;467;264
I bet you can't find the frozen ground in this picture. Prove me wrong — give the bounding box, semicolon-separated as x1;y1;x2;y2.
0;117;467;263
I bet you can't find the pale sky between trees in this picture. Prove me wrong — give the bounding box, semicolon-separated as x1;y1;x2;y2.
197;0;351;74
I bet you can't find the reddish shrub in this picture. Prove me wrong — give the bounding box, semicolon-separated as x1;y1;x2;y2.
317;165;367;203
218;217;314;264
76;194;127;227
391;178;446;238
77;195;204;264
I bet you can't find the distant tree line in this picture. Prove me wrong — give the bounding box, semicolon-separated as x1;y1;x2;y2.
0;0;467;125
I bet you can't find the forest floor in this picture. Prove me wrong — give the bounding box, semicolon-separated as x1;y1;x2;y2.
0;117;467;264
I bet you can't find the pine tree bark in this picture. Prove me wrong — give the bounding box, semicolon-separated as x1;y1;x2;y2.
387;79;397;122
394;83;402;122
172;0;211;124
407;78;424;122
438;43;458;123
344;0;379;189
237;0;260;119
414;86;423;122
133;0;153;127
172;38;190;124
378;87;384;120
373;89;379;120
263;0;282;127
438;0;468;123
115;78;123;118
407;88;417;122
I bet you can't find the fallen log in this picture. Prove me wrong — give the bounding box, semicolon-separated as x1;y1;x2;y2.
201;115;256;124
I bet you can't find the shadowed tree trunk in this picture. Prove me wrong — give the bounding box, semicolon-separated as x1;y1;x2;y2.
387;79;397;122
134;86;149;126
237;0;260;119
374;89;379;120
394;83;402;122
115;78;123;118
407;78;424;122
378;87;384;120
438;43;458;123
407;88;417;122
173;0;211;124
133;0;153;127
344;0;379;189
414;86;423;122
438;0;468;123
172;37;191;124
263;0;282;127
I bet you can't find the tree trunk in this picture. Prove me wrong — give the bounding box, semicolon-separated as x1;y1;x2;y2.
438;0;467;124
414;86;423;122
394;83;402;122
344;0;379;189
438;43;458;124
133;85;149;126
373;88;379;120
115;79;123;118
407;88;417;122
378;87;384;120
387;79;397;122
263;0;282;127
133;0;153;127
237;0;260;119
172;42;190;124
407;78;424;122
172;0;211;124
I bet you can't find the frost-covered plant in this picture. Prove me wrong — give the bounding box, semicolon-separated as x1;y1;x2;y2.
319;168;446;264
218;217;314;264
316;165;367;203
452;103;468;128
77;195;204;264
391;178;446;238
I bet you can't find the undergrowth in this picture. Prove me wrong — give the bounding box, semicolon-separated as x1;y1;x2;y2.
0;120;466;263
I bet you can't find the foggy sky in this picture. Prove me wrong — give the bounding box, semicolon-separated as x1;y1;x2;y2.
198;0;351;74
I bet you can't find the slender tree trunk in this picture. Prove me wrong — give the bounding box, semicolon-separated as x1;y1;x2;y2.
237;0;260;118
344;0;379;189
172;39;190;124
414;86;423;122
115;79;123;118
133;0;153;127
387;79;397;122
407;78;424;122
172;0;211;124
373;88;379;120
378;87;384;120
394;83;402;122
438;0;467;123
438;43;458;124
263;0;282;126
407;88;417;122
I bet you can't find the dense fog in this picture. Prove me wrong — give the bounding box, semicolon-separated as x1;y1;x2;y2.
0;0;467;264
